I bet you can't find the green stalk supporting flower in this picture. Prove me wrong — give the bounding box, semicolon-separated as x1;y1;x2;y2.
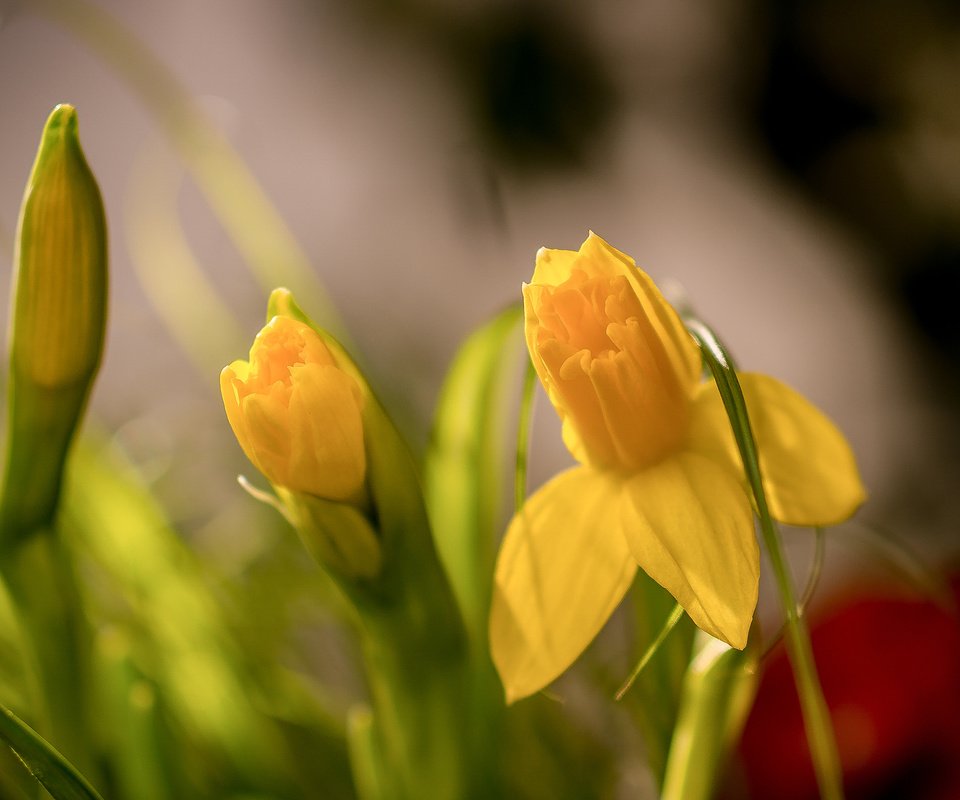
220;289;492;799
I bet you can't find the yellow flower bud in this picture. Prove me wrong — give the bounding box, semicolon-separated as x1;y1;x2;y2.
220;315;366;502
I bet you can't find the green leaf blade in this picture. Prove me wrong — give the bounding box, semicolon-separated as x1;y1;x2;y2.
661;631;759;800
0;701;104;800
424;303;523;643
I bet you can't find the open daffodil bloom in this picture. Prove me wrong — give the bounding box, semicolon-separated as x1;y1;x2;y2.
490;232;866;703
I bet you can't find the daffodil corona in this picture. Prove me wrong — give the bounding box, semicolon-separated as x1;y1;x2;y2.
220;315;366;502
490;233;866;703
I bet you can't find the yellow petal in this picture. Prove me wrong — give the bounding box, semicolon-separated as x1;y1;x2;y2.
286;362;366;502
490;467;637;703
240;390;295;487
530;244;580;286
220;363;278;482
688;373;866;526
620;452;758;649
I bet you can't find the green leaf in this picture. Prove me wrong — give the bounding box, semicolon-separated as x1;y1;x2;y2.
513;359;537;514
266;290;484;798
423;303;523;643
0;699;104;800
94;630;178;800
686;317;845;799
346;706;387;800
421;305;526;799
620;574;695;788
62;436;353;796
616;602;684;702
661;631;759;800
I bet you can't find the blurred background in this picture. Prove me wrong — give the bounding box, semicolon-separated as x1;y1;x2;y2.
0;0;957;796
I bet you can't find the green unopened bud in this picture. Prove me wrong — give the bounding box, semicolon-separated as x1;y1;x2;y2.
0;104;108;545
12;104;106;386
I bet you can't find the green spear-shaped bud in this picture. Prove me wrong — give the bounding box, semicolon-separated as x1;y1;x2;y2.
0;104;108;546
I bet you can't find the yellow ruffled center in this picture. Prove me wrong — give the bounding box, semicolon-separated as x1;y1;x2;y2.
530;269;692;471
236;318;337;401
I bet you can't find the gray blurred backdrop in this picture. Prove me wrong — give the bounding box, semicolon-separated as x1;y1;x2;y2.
0;0;957;605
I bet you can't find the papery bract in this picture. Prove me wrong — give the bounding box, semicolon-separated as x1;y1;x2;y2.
490;232;866;703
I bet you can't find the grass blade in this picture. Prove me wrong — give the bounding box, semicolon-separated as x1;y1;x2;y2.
0;701;104;800
424;303;523;642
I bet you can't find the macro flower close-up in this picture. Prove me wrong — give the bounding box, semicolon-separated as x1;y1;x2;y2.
2;3;956;798
490;232;867;702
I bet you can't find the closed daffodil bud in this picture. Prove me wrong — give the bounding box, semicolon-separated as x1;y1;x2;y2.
0;104;108;544
220;314;367;504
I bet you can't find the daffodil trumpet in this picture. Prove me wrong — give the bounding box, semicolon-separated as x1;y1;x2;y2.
490;232;866;704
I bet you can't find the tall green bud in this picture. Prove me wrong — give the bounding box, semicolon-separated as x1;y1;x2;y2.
0;104;108;546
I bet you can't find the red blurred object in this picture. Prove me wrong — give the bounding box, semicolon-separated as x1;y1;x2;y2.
735;578;960;799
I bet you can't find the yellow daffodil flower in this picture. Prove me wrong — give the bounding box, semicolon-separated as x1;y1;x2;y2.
490;232;865;703
220;315;366;503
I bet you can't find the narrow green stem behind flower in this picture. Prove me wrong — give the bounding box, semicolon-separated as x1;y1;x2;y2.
514;360;538;513
762;526;826;658
0;531;97;782
688;319;845;800
615;602;684;701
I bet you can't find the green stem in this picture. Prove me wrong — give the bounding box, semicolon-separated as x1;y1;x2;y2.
514;360;537;513
758;517;842;800
0;531;94;781
687;320;844;800
357;605;471;800
299;494;493;800
763;526;825;659
615;603;683;701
